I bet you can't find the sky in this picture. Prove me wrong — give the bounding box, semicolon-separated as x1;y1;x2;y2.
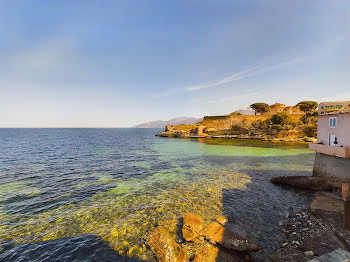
0;0;349;127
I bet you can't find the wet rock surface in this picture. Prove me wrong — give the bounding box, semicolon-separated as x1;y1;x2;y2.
146;226;188;262
193;247;242;262
270;175;348;191
267;196;350;262
146;214;258;262
182;214;203;242
203;220;259;252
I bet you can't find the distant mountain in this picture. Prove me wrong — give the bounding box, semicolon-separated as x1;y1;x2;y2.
133;117;203;128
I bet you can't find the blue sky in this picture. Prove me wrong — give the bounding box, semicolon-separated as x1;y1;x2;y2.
0;0;349;127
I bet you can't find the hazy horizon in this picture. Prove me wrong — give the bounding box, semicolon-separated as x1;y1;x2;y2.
1;0;349;127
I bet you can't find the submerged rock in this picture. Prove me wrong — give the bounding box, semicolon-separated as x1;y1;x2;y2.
193;247;241;262
216;216;228;226
203;221;259;252
270;175;348;192
182;214;203;242
146;226;188;262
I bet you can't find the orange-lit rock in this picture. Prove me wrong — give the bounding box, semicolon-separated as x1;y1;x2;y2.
182;213;203;242
193;247;241;262
203;221;259;252
203;221;224;243
146;226;188;262
216;216;228;225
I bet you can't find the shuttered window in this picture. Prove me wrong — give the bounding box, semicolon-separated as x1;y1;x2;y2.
329;117;337;128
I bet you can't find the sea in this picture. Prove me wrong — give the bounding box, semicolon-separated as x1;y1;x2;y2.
0;128;315;261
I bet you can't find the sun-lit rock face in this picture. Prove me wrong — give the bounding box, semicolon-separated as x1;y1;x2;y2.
146;226;188;262
216;215;228;225
193;247;241;262
203;221;259;252
182;213;203;242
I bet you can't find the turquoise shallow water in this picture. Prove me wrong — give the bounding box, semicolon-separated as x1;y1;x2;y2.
0;129;314;261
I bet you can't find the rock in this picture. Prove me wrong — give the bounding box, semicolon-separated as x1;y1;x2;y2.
266;246;307;262
182;214;203;242
146;226;188;262
303;137;317;143
216;216;228;225
203;221;225;243
193;247;241;262
282;242;288;247
310;192;344;213
203;221;259;252
270;175;349;191
304;250;314;256
299;230;348;257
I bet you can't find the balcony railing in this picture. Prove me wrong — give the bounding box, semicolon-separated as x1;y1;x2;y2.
309;143;350;159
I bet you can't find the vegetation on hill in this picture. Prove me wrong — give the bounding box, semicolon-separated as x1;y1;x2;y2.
157;101;319;142
296;101;318;113
250;103;271;115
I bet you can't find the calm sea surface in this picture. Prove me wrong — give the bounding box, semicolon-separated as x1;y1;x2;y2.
0;128;315;261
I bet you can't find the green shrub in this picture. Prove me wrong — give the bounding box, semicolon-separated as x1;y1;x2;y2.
271;112;292;125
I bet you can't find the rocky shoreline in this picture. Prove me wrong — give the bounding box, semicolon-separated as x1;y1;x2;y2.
267;176;350;261
156;132;317;143
146;214;258;262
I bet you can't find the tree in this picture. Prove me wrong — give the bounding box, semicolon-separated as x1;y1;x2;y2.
250;103;270;115
296;101;318;113
271;112;292;125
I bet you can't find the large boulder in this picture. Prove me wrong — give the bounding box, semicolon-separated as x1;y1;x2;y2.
146;226;188;262
182;213;203;242
203;221;259;252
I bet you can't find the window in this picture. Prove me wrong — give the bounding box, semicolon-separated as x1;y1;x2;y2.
329;117;337;128
330;105;335;109
325;106;329;109
321;106;324;109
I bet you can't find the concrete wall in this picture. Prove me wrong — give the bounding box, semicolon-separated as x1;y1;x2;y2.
313;153;350;179
317;113;350;146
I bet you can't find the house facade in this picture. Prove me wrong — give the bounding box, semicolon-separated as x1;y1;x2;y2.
318;101;350;115
309;111;350;158
309;102;350;179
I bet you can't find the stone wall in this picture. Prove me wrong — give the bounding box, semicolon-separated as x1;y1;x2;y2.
200;115;271;130
313;153;350;179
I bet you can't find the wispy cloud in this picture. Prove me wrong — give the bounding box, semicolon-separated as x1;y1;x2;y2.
186;57;305;92
186;64;262;91
151;57;305;98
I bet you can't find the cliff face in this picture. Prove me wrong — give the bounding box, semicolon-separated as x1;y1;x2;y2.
156;112;317;142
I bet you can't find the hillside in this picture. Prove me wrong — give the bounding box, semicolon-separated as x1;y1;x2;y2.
156;103;318;143
133;117;203;128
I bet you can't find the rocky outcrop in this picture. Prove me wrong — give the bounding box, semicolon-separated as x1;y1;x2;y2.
203;221;259;252
146;214;258;262
270;175;349;192
182;214;203;242
146;226;188;262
